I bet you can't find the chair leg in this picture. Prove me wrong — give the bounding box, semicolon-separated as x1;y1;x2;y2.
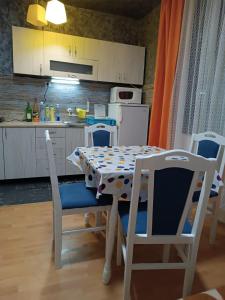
84;213;90;226
54;213;62;269
96;211;102;227
162;245;171;262
123;242;134;300
209;197;220;244
183;245;197;297
116;217;122;266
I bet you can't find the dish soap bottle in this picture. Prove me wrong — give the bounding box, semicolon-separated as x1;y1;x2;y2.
32;98;39;122
25;102;32;122
55;104;61;121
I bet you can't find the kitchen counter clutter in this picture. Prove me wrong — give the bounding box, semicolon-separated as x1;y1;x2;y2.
0;125;85;180
0;121;85;128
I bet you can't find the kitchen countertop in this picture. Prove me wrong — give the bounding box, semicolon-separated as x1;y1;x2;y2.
0;121;86;128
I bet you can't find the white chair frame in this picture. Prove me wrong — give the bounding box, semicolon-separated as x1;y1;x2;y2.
189;131;225;243
84;123;118;147
45;130;111;268
116;150;216;300
84;123;117;226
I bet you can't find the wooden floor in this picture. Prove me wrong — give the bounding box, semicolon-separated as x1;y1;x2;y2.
0;202;225;300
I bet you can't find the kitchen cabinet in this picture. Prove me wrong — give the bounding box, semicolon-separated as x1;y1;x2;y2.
3;128;36;179
98;40;117;83
65;128;84;175
12;26;145;84
36;128;66;177
114;44;145;85
0;129;4;180
43;31;98;81
12;26;44;76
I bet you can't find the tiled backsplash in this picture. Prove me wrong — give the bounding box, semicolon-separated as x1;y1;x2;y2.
0;76;113;121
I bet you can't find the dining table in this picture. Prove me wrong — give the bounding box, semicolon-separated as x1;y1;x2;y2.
67;145;223;284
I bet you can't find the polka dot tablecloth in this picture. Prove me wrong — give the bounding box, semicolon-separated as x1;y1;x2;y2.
67;145;162;199
67;146;223;200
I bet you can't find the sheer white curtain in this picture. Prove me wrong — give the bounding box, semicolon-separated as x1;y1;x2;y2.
170;0;225;149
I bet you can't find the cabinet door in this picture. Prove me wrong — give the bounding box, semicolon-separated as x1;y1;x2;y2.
0;129;4;180
114;44;145;85
12;26;44;76
3;128;36;179
98;40;116;83
65;128;84;175
83;38;100;60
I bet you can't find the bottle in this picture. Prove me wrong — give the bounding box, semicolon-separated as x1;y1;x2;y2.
40;101;45;122
32;98;39;122
55;104;61;121
50;105;55;122
45;105;50;122
25;102;32;122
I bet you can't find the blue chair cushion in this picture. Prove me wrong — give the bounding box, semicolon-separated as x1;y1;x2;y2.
118;201;192;236
59;182;112;209
197;140;219;158
192;189;218;203
93;130;110;147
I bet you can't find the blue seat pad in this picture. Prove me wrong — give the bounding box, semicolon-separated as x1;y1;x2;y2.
118;201;192;235
192;189;218;203
59;182;112;209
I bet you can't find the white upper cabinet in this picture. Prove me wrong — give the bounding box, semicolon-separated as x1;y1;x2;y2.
43;31;98;81
12;26;145;85
12;26;44;76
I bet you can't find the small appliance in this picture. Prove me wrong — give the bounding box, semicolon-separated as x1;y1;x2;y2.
110;87;142;104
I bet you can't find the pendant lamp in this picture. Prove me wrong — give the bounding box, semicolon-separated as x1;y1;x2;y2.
45;0;67;25
26;3;48;26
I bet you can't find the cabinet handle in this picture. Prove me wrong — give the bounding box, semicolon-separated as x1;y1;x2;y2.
40;64;42;75
4;129;7;140
69;46;72;56
52;142;56;145
123;73;126;81
74;44;77;57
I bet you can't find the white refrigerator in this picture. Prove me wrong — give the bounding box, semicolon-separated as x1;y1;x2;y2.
108;103;150;146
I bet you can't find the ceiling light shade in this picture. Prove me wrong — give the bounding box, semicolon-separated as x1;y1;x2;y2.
46;0;67;25
26;4;48;26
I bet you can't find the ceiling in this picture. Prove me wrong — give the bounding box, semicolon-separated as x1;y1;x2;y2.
64;0;161;19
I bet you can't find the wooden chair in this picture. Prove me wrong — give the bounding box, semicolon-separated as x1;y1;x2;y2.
45;130;112;268
189;131;225;243
84;123;117;226
116;150;216;300
84;123;118;147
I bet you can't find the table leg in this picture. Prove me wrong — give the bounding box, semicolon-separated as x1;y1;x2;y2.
102;195;119;284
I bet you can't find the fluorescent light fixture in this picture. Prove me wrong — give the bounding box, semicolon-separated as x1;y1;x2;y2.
45;0;67;25
51;77;80;85
26;4;48;26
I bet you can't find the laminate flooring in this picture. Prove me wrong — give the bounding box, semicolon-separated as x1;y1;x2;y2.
0;202;225;300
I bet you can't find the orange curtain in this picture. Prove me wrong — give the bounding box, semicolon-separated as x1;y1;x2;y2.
148;0;184;148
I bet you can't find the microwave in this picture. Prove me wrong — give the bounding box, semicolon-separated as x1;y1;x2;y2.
110;87;142;104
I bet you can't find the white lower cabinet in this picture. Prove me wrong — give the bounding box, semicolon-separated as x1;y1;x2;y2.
0;129;4;180
36;128;66;177
66;128;84;175
3;128;36;179
0;126;84;179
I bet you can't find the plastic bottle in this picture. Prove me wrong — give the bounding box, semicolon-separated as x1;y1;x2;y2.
50;105;55;122
32;98;39;122
45;106;50;122
55;104;61;121
25;102;32;122
40;101;45;122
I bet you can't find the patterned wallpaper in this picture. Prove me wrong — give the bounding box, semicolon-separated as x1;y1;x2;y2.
0;0;160;120
138;5;161;105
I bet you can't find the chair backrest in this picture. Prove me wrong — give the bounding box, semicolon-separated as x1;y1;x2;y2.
127;150;216;244
189;131;225;178
84;123;117;147
45;130;61;211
